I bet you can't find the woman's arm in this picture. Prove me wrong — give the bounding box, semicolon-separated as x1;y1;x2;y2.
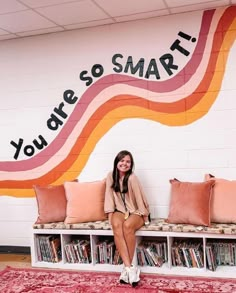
104;172;115;214
129;173;150;217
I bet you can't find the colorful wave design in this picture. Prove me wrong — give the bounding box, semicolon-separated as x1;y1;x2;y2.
0;6;236;197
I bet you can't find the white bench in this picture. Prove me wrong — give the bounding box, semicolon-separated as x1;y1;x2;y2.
31;218;236;278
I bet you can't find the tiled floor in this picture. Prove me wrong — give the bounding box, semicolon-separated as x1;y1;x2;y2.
0;254;31;270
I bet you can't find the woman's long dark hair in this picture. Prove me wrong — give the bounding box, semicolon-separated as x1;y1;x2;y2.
111;150;134;193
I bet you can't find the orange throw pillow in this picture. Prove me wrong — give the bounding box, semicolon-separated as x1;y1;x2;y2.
167;179;215;226
64;180;107;224
34;184;67;224
205;174;236;223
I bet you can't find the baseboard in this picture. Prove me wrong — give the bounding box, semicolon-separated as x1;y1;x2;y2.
0;246;30;254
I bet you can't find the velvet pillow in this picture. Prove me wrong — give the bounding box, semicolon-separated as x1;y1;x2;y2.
205;174;236;223
167;179;215;226
34;184;68;224
64;180;107;224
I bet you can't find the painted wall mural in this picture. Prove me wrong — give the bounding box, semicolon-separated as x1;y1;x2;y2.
0;6;235;198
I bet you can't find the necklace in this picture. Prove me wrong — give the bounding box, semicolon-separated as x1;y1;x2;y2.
120;192;129;220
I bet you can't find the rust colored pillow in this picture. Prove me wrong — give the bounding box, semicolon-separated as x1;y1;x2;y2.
205;174;236;223
64;180;107;224
34;184;67;224
167;179;215;226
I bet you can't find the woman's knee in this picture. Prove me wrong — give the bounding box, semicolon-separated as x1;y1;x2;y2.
123;215;144;234
112;220;122;231
112;225;124;239
123;221;135;235
111;215;124;234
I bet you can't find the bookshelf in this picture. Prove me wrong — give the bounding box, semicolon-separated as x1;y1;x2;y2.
31;228;236;278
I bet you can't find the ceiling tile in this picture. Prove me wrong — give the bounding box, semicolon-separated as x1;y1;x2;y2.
0;28;10;36
0;0;28;14
170;0;230;14
166;0;213;7
166;0;230;7
17;26;65;37
114;9;170;22
19;0;75;8
94;0;167;17
64;18;114;30
36;1;109;26
0;0;233;42
0;34;18;41
0;10;57;33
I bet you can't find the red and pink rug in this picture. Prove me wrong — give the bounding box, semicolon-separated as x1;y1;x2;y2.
1;266;236;292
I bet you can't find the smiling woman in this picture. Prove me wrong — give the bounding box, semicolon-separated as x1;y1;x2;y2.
104;150;150;286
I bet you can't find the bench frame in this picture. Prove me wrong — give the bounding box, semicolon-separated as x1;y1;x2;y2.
31;218;236;278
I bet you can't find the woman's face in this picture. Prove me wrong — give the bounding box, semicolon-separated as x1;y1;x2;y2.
117;155;132;175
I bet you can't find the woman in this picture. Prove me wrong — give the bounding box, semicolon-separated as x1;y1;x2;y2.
104;150;150;286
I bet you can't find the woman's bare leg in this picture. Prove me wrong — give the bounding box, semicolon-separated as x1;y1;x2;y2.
111;212;131;267
123;214;144;263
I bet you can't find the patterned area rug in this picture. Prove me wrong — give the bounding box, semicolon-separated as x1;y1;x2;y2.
1;266;236;293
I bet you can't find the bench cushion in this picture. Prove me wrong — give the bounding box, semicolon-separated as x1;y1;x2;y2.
32;218;236;235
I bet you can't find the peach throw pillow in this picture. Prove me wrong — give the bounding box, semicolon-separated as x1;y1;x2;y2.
205;174;236;223
34;184;67;224
167;179;215;226
64;180;107;224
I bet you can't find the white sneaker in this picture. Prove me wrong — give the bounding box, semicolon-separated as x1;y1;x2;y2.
119;267;129;284
128;265;140;287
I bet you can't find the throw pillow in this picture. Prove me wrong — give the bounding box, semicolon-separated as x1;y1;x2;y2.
64;180;107;224
34;184;67;224
205;174;236;223
167;178;215;226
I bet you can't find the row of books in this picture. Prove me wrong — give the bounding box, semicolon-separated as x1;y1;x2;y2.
64;238;91;263
36;234;236;270
171;240;204;268
206;240;236;271
36;234;61;263
136;240;167;267
95;239;123;265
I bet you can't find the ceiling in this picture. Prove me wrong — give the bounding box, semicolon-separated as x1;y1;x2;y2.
0;0;234;42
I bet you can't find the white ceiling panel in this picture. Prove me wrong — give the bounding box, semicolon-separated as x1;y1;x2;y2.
94;0;167;17
0;28;10;35
17;26;64;37
64;18;114;30
0;0;27;13
165;0;214;6
0;10;56;33
114;9;169;23
19;0;75;8
0;0;233;41
170;0;230;14
36;1;109;26
0;33;17;41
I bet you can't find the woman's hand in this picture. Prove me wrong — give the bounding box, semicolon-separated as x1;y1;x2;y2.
143;215;150;226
